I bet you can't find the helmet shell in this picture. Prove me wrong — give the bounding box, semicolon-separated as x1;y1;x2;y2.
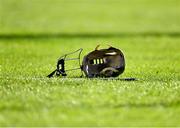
82;47;125;78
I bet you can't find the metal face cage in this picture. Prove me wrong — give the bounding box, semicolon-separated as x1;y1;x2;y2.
47;48;83;78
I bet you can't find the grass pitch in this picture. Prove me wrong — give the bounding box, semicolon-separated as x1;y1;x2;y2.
0;0;180;126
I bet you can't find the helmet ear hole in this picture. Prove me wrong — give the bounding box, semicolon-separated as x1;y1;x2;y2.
89;60;94;65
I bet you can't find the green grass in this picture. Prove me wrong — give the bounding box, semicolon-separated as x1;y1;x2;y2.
1;37;180;126
1;0;180;34
0;0;180;126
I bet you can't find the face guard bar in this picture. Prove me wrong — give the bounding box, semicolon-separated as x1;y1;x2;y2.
47;48;83;78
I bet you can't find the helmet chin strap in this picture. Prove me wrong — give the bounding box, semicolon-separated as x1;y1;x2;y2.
47;48;83;78
47;59;66;78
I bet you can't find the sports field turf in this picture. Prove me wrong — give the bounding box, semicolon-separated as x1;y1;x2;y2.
0;0;180;126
